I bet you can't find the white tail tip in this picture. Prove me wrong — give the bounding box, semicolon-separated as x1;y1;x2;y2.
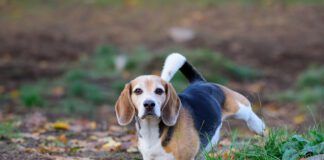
161;53;186;82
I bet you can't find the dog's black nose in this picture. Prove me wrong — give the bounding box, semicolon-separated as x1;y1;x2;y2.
143;100;155;111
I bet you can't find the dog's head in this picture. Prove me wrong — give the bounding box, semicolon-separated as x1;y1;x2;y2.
115;75;181;126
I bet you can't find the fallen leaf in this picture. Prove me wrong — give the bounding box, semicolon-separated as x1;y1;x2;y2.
10;90;19;100
89;135;98;141
293;114;306;124
53;122;70;130
89;121;96;130
24;148;37;153
219;138;231;146
39;146;64;154
58;134;68;144
222;150;235;160
69;146;82;154
46;135;56;141
126;146;138;153
101;137;122;152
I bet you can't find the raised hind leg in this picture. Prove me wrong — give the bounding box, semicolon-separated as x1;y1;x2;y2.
217;84;266;135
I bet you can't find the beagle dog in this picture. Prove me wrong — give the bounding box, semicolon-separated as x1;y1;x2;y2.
115;53;266;160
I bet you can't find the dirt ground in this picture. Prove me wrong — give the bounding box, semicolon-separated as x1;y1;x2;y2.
0;3;324;159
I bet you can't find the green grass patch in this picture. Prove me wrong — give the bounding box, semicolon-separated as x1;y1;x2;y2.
276;66;324;106
0;122;20;139
207;127;324;160
19;82;48;108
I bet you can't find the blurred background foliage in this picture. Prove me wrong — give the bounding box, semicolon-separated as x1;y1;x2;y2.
0;0;323;131
8;45;262;116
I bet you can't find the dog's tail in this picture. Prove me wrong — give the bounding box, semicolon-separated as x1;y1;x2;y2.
161;53;205;83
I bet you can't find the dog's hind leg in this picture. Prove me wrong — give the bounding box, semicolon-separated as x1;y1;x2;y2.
217;84;266;136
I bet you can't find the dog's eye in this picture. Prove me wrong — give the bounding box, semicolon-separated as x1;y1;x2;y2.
155;88;164;95
134;88;143;95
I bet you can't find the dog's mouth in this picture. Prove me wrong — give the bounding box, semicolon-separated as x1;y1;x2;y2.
141;112;158;119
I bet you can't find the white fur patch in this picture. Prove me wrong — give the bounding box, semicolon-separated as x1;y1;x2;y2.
161;53;186;82
235;102;266;135
137;119;175;160
205;123;222;152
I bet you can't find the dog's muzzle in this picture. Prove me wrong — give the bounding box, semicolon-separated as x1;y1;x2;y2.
141;100;158;119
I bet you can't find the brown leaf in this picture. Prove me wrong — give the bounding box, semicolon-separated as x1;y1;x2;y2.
38;146;64;154
24;148;37;153
58;134;68;144
293;114;306;124
100;137;122;152
53;122;70;130
219;138;231;146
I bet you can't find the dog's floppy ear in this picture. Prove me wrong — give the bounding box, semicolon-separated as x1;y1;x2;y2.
162;82;181;126
115;83;135;126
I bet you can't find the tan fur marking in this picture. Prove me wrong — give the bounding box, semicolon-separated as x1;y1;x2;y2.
162;108;200;160
115;83;135;125
216;84;251;118
145;77;155;92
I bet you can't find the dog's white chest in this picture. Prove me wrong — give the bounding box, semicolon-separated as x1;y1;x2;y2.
138;138;174;160
137;119;175;160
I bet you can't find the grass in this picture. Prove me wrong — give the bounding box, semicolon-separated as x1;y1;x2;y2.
276;66;324;106
20;84;46;107
207;127;324;160
0;122;20;139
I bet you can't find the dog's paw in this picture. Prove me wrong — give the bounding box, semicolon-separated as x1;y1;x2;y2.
247;112;266;136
